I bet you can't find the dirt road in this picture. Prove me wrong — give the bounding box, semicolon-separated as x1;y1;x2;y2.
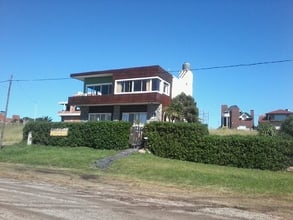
0;164;290;220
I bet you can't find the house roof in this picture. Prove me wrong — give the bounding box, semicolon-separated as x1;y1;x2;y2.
240;111;252;118
266;109;293;115
70;65;172;81
228;105;239;110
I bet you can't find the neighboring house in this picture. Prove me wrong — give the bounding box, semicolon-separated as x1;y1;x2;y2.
221;105;254;130
58;101;81;122
258;109;293;130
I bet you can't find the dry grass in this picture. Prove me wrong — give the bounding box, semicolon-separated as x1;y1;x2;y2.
1;124;24;145
209;128;258;136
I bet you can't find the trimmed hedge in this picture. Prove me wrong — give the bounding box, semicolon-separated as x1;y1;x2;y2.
144;122;293;170
23;121;131;150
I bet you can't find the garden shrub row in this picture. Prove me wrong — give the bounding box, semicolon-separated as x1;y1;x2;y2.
144;122;293;170
23;121;131;150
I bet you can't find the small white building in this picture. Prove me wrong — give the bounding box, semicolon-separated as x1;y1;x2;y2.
172;62;193;98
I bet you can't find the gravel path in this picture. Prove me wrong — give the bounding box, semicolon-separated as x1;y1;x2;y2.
95;148;138;169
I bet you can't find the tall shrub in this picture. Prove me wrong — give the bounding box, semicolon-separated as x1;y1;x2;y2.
144;122;293;170
23;121;131;150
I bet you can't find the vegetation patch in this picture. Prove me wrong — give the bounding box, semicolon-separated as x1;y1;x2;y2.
0;144;116;169
23;121;131;150
1;144;292;196
144;122;293;171
108;153;293;195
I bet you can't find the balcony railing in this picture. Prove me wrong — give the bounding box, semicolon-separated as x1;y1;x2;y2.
68;93;171;106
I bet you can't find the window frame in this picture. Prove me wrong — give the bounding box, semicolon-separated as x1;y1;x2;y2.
114;76;170;96
88;113;112;121
85;83;112;95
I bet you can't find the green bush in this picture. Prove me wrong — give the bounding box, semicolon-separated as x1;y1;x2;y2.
280;115;293;138
144;122;209;160
144;122;293;170
257;123;277;136
23;121;131;150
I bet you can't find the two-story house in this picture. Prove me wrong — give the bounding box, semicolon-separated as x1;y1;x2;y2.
221;105;254;130
258;109;293;130
67;65;174;125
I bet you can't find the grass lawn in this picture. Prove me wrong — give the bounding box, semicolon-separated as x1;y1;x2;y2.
108;153;293;195
0;144;116;170
0;144;292;196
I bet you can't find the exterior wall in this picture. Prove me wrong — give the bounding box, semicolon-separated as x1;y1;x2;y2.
230;107;239;129
80;106;89;121
113;105;120;120
61;116;80;122
147;104;162;121
172;62;193;98
69;93;171;108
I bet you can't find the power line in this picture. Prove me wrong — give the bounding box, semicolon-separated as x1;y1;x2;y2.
167;59;293;72
193;59;293;71
0;59;292;82
0;80;9;84
13;77;71;82
0;77;70;84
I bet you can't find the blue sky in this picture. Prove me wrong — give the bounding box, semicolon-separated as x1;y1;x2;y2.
0;0;292;128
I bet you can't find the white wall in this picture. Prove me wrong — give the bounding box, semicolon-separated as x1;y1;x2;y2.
172;63;193;98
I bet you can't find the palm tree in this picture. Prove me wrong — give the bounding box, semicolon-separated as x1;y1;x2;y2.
164;93;199;123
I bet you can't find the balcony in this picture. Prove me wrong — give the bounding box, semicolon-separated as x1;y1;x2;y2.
68;93;171;107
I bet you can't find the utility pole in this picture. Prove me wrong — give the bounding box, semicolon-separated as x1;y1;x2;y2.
0;75;13;148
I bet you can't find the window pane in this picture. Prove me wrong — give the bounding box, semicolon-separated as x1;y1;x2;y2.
146;80;150;91
122;113;129;121
116;82;122;93
102;85;108;94
142;80;147;91
134;80;141;91
129;114;134;123
163;82;169;94
152;79;160;91
124;81;132;92
139;113;147;124
106;114;112;120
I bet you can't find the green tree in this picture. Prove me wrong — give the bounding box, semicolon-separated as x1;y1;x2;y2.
164;102;184;122
164;93;199;123
280;115;293;137
35;116;52;122
257;123;277;136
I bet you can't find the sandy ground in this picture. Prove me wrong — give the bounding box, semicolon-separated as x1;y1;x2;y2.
0;163;291;220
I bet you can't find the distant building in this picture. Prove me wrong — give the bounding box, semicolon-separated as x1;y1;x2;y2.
0;111;21;124
258;109;293;130
221;105;254;130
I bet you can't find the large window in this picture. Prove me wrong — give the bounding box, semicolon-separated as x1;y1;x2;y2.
271;114;287;121
122;112;147;125
86;83;112;95
88;113;112;121
115;77;170;95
